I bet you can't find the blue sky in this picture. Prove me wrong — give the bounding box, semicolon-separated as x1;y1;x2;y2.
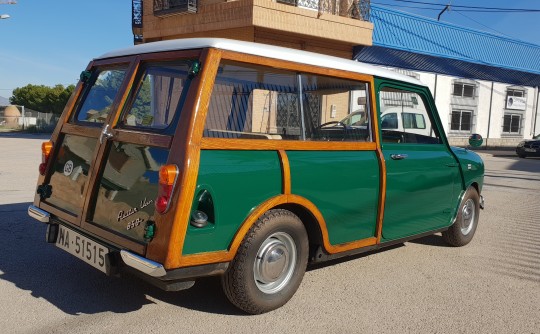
0;0;539;99
0;1;132;99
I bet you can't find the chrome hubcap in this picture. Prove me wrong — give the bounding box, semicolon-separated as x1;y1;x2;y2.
460;198;475;235
254;232;296;294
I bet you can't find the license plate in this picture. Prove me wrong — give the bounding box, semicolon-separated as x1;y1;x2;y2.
524;148;536;152
55;225;109;273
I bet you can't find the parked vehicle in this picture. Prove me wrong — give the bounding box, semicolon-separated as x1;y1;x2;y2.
516;134;540;158
28;38;485;314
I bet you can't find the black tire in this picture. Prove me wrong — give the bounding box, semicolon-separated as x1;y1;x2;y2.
518;154;527;158
221;209;308;314
442;187;480;247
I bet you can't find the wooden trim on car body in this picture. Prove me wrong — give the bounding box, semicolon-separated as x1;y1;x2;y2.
168;54;387;268
180;194;379;267
79;58;142;232
34;45;390;271
146;48;222;268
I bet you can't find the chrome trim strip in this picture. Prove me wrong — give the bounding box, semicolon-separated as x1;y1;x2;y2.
28;205;50;223
120;250;166;277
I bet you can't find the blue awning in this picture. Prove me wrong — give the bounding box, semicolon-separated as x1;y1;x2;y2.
354;5;540;87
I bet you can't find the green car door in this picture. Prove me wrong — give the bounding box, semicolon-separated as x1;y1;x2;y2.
376;81;461;241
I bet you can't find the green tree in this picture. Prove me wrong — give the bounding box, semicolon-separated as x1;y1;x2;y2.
10;84;75;114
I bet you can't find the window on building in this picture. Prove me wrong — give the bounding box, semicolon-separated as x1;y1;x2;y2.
507;89;524;98
450;110;473;132
154;0;197;15
503;114;521;134
452;83;476;98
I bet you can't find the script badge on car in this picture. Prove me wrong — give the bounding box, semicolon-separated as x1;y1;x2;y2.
55;225;109;273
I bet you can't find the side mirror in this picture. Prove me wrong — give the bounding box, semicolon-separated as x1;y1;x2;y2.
468;134;483;147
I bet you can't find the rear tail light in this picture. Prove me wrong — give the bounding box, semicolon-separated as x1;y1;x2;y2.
39;141;53;175
155;164;179;214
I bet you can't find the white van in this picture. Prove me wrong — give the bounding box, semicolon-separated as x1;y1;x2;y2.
380;106;434;143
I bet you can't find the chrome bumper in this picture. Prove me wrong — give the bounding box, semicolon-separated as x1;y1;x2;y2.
28;205;50;223
120;250;166;277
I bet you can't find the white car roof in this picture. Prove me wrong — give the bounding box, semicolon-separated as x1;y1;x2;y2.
97;38;425;87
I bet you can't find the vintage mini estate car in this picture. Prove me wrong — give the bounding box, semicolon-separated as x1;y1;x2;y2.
28;38;485;314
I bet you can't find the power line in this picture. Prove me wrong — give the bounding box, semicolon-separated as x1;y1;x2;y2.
453;10;514;39
373;2;442;11
387;0;540;12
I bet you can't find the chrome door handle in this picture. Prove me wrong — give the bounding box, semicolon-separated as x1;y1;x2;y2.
99;124;114;144
390;154;408;160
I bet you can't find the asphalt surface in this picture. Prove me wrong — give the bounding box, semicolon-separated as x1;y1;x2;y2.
0;133;538;334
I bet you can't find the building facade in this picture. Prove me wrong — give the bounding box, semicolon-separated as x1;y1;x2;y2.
134;0;374;58
416;72;539;147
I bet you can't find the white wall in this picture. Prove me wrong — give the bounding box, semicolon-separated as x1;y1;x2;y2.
414;71;539;146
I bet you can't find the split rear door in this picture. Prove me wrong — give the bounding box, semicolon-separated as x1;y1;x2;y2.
36;53;199;253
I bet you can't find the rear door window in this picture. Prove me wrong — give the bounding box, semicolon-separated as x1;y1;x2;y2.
72;68;127;124
118;61;194;132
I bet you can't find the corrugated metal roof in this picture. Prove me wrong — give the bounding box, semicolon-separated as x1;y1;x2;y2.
354;5;540;87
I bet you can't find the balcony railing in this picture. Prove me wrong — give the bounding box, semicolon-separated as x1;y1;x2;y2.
154;0;197;16
278;0;371;21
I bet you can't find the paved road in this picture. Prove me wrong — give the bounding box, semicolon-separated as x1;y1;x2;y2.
0;134;538;334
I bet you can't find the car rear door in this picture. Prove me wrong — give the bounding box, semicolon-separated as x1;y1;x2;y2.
37;55;199;253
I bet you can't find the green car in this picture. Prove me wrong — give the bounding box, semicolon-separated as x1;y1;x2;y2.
28;38;485;314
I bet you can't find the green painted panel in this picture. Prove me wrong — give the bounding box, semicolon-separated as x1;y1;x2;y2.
381;144;460;241
288;151;380;245
182;150;281;254
374;78;462;241
451;147;485;191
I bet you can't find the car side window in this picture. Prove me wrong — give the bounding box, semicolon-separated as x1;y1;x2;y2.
379;87;440;144
204;60;372;142
381;113;397;129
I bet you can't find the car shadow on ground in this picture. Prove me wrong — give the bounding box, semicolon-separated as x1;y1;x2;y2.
406;233;451;247
0;202;243;316
307;243;405;271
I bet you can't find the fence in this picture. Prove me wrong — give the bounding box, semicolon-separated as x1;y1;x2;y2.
0;110;59;132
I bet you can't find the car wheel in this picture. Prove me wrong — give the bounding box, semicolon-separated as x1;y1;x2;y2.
442;187;480;247
518;153;527;158
222;209;308;314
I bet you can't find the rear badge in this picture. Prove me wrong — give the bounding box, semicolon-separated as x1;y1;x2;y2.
63;160;74;176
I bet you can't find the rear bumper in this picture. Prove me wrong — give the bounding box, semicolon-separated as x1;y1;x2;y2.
29;205;229;290
28;205;50;223
120;250;167;277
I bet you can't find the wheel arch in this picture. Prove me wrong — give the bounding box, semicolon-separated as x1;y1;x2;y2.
276;202;324;259
229;195;327;255
179;194;377;267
